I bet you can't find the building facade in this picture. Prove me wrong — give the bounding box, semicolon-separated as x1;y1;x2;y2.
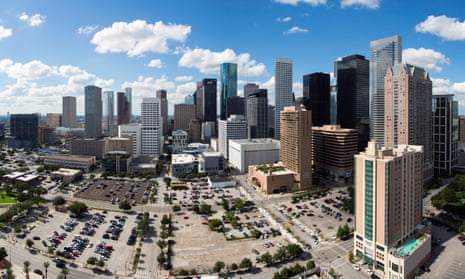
85;85;102;138
432;94;458;176
141;97;162;159
220;63;238;120
303;72;331;126
118;123;141;158
62;96;77;128
157;89;169;136
354;141;431;279
103;91;115;136
384;64;433;183
280;106;312;189
195;79;217;122
174;104;196;131
247;89;268;139
9;113;39;148
198;152;225;175
218;114;248;159
370;35;402;145
117;91;131;125
172;129;189;154
229;138;280;173
312;125;358;182
274;57;293;140
226;96;245;119
69;138;107;160
46;113;62;128
335;54;370;151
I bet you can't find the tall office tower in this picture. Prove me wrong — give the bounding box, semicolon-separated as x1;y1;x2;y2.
156;89;169;136
354;141;431;279
117;92;130;125
335;54;370;151
46;113;62;128
370;35;402;144
9;113;39;148
226;96;245;119
384;64;433;183
280;106;312;189
174;104;196;131
84;85;102;138
247;89;268;138
244;83;260;117
184;94;195;105
274;57;293;140
218;114;247;159
220;63;238;120
330;78;337;125
118;123;141;158
103;91;115;136
268;105;275;138
432;94;458;176
125;87;132;120
195;79;217;122
459;117;465;144
303;72;331;126
62;96;77;128
141;98;162;158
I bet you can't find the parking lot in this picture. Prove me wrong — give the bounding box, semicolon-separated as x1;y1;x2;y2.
19;209;138;275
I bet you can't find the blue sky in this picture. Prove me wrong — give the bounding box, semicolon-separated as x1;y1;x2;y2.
0;0;464;115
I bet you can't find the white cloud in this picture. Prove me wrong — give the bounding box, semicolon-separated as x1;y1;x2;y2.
432;78;465;113
76;25;99;35
0;25;12;40
178;48;267;77
341;0;380;9
277;17;292;22
175;76;192;82
19;12;46;27
284;26;309;34
91;20;191;57
147;59;163;68
402;48;450;72
0;59;55;80
274;0;326;6
415;15;465;41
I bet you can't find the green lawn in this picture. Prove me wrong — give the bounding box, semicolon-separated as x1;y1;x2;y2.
0;191;16;204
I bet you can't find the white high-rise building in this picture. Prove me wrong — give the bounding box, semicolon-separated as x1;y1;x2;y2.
218;115;247;159
118;123;141;157
274;57;293;140
62;96;77;128
141;98;163;158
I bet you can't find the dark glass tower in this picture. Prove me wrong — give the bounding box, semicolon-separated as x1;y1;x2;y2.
220;63;238;120
303;72;330;126
196;79;217;122
226;96;245;119
9;113;39;148
335;54;369;150
247;89;268;138
117;92;130;125
85;85;102;138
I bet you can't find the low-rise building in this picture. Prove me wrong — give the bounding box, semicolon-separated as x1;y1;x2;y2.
229;138;280;173
198;152;224;175
247;163;296;194
102;151;132;174
51;168;82;183
43;154;96;172
172;130;189;153
171;154;196;176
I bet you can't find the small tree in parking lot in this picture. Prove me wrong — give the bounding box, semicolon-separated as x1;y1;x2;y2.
52;195;66;206
213;261;225;273
119;200;132;210
68;201;88;217
26;238;34;248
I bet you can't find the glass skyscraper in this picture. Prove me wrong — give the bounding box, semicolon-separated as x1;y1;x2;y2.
369;35;402;145
103;91;114;136
85;85;102;138
220;63;238;120
274;57;293;140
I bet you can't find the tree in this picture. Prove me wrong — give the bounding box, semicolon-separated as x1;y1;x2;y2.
286;243;303;259
87;257;96;265
43;261;50;279
61;267;69;279
213;261;225;273
67;201;88;217
348;252;355;264
119;200;132;210
23;261;31;279
157;252;166;267
53;196;66;206
157;240;167;249
172;204;181;212
306;260;315;270
6;266;15;279
222;199;230;211
26;238;34;248
36;165;45;172
239;258;252;270
230;263;238;271
0;247;7;261
208;219;223;232
273;247;287;262
260;252;273;266
199;203;212;215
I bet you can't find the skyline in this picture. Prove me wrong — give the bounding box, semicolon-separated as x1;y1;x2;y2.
0;0;464;115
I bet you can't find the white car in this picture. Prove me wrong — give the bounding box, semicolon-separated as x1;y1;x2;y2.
352;264;360;271
366;269;373;275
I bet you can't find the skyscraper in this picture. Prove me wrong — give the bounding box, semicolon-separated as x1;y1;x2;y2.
370;35;402;144
384;64;433;183
220;63;238;120
244;83;260;117
335;54;370;150
354;141;430;279
195;79;217;122
174;104;196;131
141;97;162;158
226;96;245;119
9;113;39;148
274;57;293;140
157;89;169;136
184;94;195;105
84;85;102;138
303;72;330;127
103;91;114;136
218;114;247;159
117;92;130;125
432;94;458;177
280;106;312;189
125;87;132;120
62;96;77;128
247;89;268;138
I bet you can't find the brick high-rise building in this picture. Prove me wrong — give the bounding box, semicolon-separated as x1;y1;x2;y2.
62;96;77;128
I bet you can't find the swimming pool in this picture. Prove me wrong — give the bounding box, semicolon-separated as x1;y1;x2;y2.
399;239;419;256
